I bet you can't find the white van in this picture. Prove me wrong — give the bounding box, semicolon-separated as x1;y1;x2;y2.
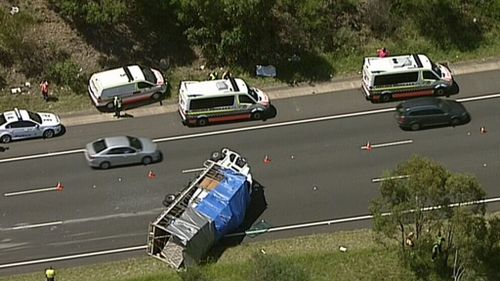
178;77;270;126
88;65;167;110
361;54;455;103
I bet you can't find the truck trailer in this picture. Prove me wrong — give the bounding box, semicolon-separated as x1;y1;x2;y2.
147;148;253;268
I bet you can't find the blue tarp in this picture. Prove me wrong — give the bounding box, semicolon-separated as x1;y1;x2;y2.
195;169;251;239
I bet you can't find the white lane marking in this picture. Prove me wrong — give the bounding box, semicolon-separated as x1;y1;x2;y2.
0;108;393;164
1;92;499;164
0;148;85;164
371;175;410;183
154;108;396;143
2;196;500;269
0;208;164;232
0;245;146;269
361;139;413;150
182;167;205;173
9;221;62;231
457;93;500;102
4;186;59;197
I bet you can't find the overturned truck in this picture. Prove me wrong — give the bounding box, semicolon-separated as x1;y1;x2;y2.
147;148;253;268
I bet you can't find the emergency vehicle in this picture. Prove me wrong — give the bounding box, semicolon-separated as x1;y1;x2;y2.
362;54;456;103
178;77;270;126
88;65;167;111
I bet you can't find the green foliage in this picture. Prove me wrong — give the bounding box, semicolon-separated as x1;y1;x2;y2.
0;9;35;67
50;0;128;25
47;59;86;93
371;155;492;280
177;266;209;281
246;253;309;281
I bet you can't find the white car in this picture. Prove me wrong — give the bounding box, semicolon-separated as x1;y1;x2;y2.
0;108;62;143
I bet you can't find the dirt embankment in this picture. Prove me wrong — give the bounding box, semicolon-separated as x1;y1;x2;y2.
1;0;103;88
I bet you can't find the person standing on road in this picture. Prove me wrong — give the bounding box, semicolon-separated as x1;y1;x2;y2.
45;266;56;281
40;80;49;101
113;96;122;118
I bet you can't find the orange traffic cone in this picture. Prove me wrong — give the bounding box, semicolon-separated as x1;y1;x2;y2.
56;182;64;191
263;155;271;164
480;126;487;134
364;141;372;151
148;170;156;179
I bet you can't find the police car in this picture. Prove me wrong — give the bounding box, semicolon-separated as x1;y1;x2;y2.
0;108;62;143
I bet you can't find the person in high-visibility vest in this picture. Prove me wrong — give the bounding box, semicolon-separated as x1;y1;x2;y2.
45;266;56;281
113;96;122;118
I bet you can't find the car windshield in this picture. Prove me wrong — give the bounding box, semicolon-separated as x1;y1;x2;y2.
430;61;442;78
0;114;6;126
92;139;107;153
140;66;157;84
27;110;42;124
127;136;143;150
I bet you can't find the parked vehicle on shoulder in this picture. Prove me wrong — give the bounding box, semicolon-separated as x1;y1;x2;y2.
0;108;62;143
88;65;167;111
395;97;470;131
178;77;270;126
362;54;456;103
84;136;162;169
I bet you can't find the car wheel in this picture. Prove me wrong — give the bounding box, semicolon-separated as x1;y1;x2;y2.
450;118;460;126
197;118;208;126
142;156;153;165
0;134;11;143
380;94;392;103
152;92;161;100
251;111;262;120
435;88;445;96
210;151;224;161
99;161;111;169
43;129;55;139
410;123;421;131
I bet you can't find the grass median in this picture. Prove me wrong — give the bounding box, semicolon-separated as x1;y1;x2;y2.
2;229;423;281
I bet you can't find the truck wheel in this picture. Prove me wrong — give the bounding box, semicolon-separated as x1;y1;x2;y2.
210;151;223;161
163;194;177;207
380;94;392;103
197;118;208;126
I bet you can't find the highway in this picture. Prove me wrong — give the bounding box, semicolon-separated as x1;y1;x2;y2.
1;69;500;275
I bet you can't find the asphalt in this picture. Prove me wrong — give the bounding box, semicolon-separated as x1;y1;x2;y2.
59;57;500;127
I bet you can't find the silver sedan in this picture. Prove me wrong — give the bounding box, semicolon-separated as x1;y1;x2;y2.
84;136;162;169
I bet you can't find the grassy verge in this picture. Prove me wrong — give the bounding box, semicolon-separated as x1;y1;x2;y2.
1;229;425;281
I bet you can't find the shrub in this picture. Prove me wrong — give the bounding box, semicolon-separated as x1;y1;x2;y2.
47;59;86;93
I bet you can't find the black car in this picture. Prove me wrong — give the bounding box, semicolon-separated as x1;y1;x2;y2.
395;97;470;131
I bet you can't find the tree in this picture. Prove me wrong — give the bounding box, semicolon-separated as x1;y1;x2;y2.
371;155;491;280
